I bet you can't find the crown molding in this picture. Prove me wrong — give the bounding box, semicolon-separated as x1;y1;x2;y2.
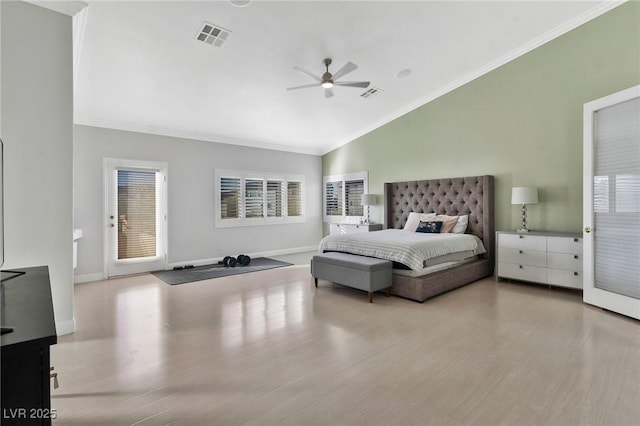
23;1;88;16
74;117;325;156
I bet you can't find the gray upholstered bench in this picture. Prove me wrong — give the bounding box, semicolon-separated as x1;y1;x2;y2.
311;252;393;303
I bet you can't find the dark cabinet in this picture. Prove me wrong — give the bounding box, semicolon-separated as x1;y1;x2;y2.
1;266;57;425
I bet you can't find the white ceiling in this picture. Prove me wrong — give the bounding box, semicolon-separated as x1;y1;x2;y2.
71;0;619;155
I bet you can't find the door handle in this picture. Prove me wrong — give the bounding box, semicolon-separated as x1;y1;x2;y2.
109;223;115;228
584;226;592;233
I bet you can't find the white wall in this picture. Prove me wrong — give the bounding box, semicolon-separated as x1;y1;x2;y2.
74;125;323;280
1;1;75;335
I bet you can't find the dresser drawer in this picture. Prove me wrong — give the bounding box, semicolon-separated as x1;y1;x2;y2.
547;252;582;271
498;233;546;251
547;268;582;289
548;236;583;254
499;247;547;267
498;262;547;283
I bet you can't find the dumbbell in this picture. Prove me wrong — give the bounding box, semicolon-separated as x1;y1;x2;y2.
218;256;237;267
237;254;251;266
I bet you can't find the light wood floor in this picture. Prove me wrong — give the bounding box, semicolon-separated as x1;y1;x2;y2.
52;266;640;425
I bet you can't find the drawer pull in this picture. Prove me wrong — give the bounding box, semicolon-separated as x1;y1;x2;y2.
573;255;579;259
519;250;523;254
519;265;523;269
573;238;579;242
519;235;524;239
573;272;579;276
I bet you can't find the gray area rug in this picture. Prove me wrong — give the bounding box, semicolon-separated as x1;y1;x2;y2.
152;257;293;285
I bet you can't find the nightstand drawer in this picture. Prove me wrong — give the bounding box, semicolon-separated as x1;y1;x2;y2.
547;252;582;270
498;234;547;251
499;247;547;267
329;223;382;234
498;262;547;283
547;269;582;289
349;224;374;233
548;236;583;254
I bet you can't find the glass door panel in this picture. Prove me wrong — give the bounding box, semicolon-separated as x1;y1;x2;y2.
584;86;640;320
593;98;640;299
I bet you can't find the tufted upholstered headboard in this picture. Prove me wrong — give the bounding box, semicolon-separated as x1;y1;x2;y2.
383;175;494;264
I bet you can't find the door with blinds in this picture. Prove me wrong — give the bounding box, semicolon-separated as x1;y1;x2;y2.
583;85;640;320
104;159;168;277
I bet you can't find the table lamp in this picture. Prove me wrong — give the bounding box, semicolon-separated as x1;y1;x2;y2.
512;186;538;233
361;194;376;224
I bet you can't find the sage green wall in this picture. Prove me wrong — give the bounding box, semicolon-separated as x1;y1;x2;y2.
322;2;640;235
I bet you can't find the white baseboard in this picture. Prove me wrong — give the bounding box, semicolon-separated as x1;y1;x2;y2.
56;318;76;336
249;245;318;259
167;245;318;270
76;246;319;276
74;272;106;284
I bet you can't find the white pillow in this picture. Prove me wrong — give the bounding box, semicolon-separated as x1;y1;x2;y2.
452;215;469;234
403;212;435;232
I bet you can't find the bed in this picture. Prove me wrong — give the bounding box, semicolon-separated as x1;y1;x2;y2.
320;175;494;302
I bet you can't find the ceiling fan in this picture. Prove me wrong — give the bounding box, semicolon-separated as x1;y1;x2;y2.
287;58;370;98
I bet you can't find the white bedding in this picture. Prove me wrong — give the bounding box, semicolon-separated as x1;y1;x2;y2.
318;229;486;271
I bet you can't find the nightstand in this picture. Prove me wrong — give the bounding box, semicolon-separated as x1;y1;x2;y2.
496;230;583;289
329;223;383;235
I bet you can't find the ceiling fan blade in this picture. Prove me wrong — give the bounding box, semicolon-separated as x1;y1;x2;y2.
324;87;334;98
287;83;322;91
332;61;358;80
293;66;322;82
334;81;370;88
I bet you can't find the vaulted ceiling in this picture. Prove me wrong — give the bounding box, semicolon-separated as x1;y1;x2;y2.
71;1;618;155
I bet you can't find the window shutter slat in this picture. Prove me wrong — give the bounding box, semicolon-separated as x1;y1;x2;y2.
220;177;241;219
267;180;284;217
345;179;364;216
325;181;343;216
287;181;302;217
245;178;264;218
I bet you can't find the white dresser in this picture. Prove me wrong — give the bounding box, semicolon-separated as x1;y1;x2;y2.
496;231;583;289
329;223;383;235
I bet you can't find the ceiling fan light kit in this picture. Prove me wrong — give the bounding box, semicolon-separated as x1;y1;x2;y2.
287;58;370;98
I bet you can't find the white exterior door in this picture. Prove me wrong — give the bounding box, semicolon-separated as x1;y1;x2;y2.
104;158;168;277
583;85;640;320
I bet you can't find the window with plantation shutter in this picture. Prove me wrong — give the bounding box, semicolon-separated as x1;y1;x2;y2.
117;170;157;260
245;178;264;218
267;180;284;217
220;177;241;220
325;181;342;216
215;169;305;227
345;179;364;216
323;172;368;222
287;181;303;217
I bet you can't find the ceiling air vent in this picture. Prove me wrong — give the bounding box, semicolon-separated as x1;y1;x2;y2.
361;87;382;98
196;22;231;47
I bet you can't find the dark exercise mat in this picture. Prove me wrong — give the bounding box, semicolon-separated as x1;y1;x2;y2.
152;257;293;285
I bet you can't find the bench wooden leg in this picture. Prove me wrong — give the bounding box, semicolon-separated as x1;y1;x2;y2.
386;287;391;297
314;277;318;288
368;292;373;303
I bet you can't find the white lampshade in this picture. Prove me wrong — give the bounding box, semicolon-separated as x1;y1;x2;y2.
361;194;376;206
511;187;538;205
